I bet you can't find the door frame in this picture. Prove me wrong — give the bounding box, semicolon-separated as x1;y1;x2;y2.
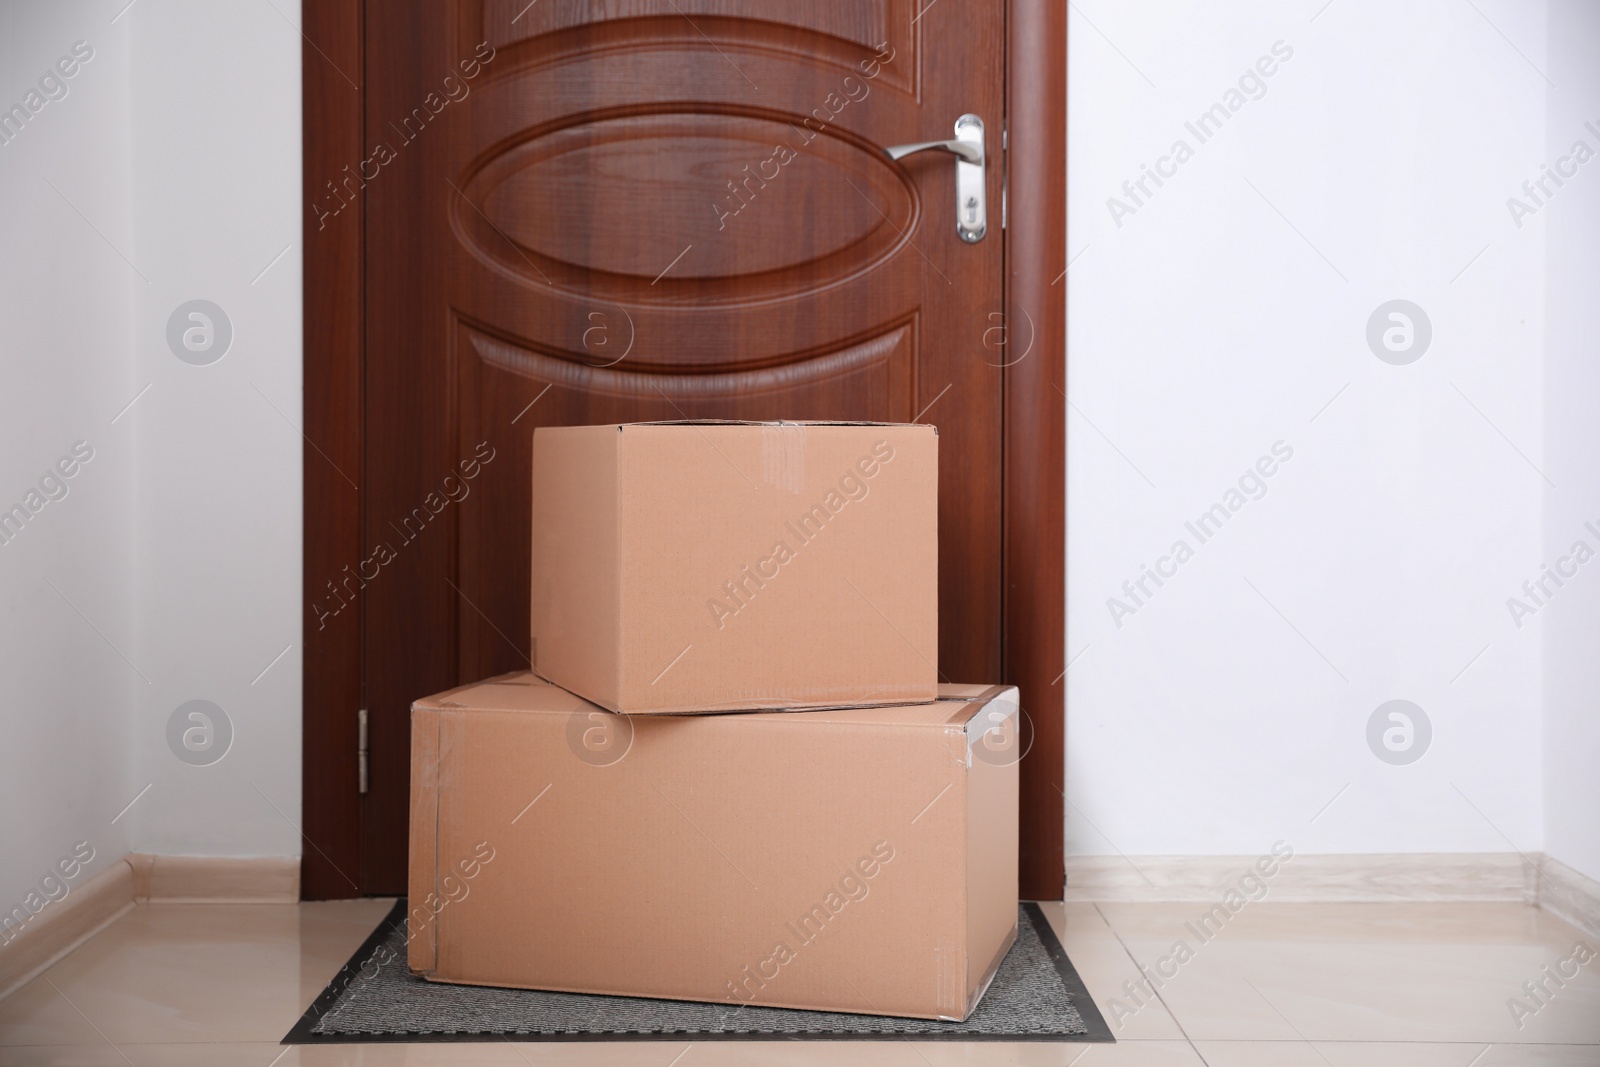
300;0;1066;900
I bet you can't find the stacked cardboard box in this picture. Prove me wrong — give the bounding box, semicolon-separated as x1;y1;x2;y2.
409;422;1021;1021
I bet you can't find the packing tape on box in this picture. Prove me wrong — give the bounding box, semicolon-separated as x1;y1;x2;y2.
963;685;1021;768
760;422;805;494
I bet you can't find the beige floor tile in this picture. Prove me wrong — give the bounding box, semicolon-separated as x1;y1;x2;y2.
0;979;101;1049
1049;943;1187;1040
664;1040;1198;1066
1446;1048;1600;1067
1194;1041;1600;1066
1035;901;1122;946
0;1046;125;1067
0;1044;533;1066
287;1045;558;1066
0;899;394;1047
1035;901;1185;1040
921;1040;1202;1066
1093;903;1600;1044
958;1041;1202;1066
0;1041;1196;1067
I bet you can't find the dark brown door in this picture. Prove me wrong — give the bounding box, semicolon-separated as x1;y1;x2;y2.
303;0;1065;900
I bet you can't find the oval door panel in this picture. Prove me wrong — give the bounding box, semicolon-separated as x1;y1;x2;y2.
455;110;916;305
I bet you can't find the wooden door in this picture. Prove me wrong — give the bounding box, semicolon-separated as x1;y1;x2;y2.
302;0;1066;900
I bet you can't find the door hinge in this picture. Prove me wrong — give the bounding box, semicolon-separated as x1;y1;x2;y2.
357;708;369;795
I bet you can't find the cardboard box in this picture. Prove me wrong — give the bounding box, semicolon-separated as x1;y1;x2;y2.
409;672;1020;1020
530;421;938;714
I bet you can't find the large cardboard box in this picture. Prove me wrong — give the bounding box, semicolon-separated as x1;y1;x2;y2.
408;672;1020;1020
530;421;938;714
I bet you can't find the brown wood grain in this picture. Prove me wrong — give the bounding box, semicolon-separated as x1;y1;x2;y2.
302;1;1066;900
1007;0;1068;900
300;0;365;900
353;3;1007;895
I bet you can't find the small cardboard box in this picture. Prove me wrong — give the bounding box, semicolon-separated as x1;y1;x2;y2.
530;421;938;714
408;672;1020;1021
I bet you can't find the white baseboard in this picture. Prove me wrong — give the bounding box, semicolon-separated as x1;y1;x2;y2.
1535;854;1600;939
128;854;299;904
1066;852;1537;904
1066;851;1600;936
0;854;299;1002
0;861;136;1002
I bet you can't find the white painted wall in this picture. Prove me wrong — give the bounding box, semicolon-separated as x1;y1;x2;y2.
1539;0;1600;885
124;0;303;858
0;0;302;907
0;3;136;915
1066;0;1551;858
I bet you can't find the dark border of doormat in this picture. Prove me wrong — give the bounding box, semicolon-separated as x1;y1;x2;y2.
283;900;1114;1044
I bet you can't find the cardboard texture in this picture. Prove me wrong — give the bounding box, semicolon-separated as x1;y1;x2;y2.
530;422;938;714
408;672;1020;1020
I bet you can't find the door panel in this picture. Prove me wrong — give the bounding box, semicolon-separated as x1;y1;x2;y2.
363;3;1004;891
457;113;916;291
477;0;911;67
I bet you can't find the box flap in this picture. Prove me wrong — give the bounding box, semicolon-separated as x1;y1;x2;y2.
417;673;1000;730
412;671;586;714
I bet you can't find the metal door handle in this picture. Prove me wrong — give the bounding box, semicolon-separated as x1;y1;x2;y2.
884;139;983;165
883;114;986;243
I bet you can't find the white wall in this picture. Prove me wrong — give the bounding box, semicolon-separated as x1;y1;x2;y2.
1539;0;1600;884
125;0;302;858
1066;0;1550;858
0;0;302;907
0;3;136;913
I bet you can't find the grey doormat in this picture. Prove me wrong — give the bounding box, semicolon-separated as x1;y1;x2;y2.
284;901;1113;1043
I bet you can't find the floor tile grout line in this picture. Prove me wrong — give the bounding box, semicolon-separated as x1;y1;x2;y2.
1091;901;1201;1048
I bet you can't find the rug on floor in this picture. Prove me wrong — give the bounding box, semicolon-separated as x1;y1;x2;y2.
283;901;1112;1043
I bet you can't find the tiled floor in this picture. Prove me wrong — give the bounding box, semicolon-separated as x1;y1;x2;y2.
0;898;1596;1065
